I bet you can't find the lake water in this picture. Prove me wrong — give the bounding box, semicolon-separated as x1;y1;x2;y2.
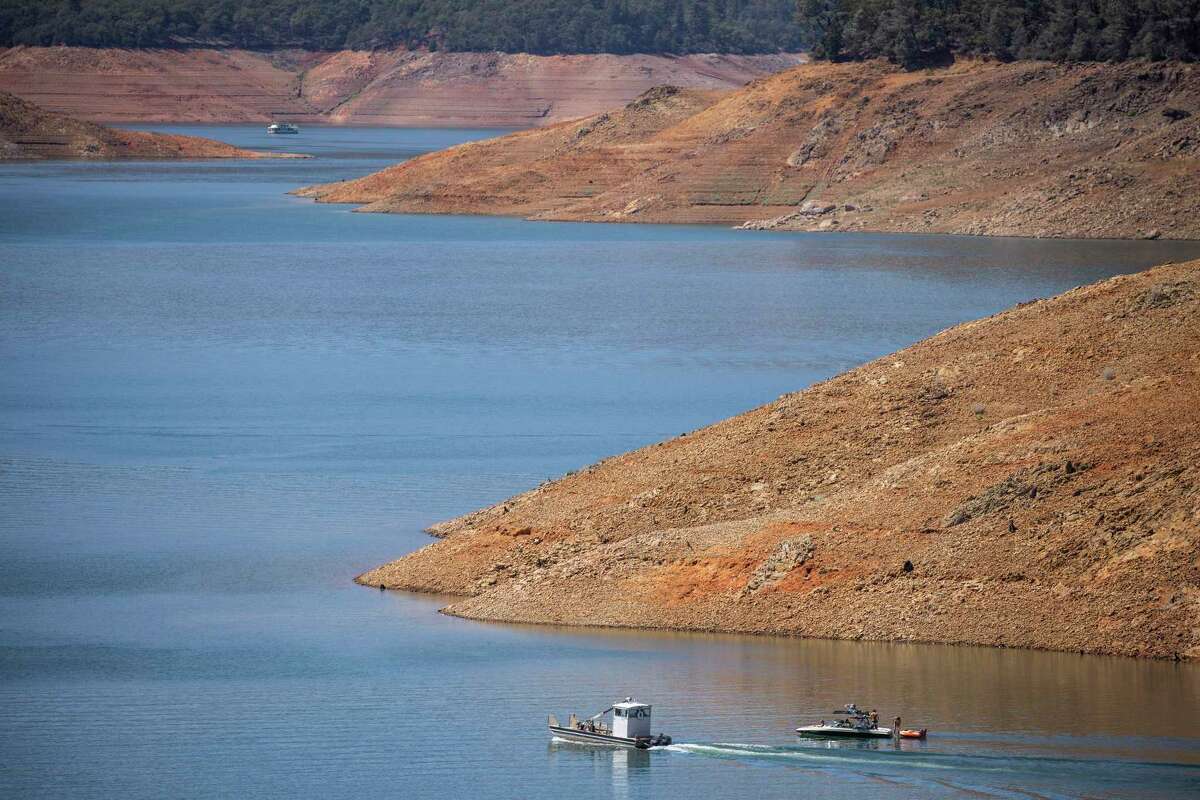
2;126;1199;799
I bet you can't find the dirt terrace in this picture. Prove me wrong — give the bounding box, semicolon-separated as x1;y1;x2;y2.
0;47;802;127
359;260;1200;661
300;59;1200;240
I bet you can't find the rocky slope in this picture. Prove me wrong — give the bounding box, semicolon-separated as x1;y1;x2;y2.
300;59;1200;240
0;92;286;159
359;260;1200;661
0;46;802;127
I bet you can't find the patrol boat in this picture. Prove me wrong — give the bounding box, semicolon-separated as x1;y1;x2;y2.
549;698;673;749
796;703;893;738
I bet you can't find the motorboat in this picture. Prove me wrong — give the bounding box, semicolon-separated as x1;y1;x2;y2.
549;698;672;749
796;703;893;738
267;122;299;134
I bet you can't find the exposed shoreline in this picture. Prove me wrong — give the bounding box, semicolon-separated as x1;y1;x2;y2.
299;59;1200;241
433;604;1168;662
0;46;803;128
321;197;1200;244
357;260;1200;661
0;91;301;160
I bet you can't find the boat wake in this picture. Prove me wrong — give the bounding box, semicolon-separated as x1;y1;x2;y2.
665;742;963;770
661;741;1200;797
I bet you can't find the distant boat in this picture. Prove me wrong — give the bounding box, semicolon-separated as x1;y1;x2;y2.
549;697;672;749
267;122;299;135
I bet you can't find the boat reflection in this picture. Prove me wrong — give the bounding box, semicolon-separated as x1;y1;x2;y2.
548;735;652;800
548;736;654;765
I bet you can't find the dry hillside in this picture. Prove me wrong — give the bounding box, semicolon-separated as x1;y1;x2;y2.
360;260;1200;661
301;59;1200;240
0;47;801;127
0;92;286;159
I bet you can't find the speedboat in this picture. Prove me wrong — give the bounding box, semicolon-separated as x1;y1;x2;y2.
796;703;893;738
549;698;672;749
267;122;299;134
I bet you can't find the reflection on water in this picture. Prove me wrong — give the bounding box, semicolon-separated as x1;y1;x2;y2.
2;126;1199;800
521;624;1200;750
530;623;1200;798
549;739;651;800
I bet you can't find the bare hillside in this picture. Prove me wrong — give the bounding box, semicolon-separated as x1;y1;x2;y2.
359;260;1200;661
0;91;286;159
300;59;1200;240
0;47;802;127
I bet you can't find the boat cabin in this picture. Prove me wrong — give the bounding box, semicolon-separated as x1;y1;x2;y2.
612;699;653;739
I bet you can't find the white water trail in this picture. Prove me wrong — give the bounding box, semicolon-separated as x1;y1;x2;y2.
665;741;978;771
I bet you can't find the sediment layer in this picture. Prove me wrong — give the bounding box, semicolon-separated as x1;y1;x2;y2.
359;260;1200;661
300;59;1200;240
0;91;290;159
0;46;802;127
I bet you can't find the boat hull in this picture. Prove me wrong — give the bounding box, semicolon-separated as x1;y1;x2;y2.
796;725;893;738
549;725;660;749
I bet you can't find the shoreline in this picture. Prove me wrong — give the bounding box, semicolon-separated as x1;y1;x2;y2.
1;91;304;161
436;605;1187;663
317;198;1200;242
362;579;1192;663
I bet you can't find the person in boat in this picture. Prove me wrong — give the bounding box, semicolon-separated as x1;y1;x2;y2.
870;710;879;728
893;716;901;736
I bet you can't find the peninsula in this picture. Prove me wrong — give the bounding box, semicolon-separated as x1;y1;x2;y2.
299;59;1200;240
0;92;292;160
359;260;1200;661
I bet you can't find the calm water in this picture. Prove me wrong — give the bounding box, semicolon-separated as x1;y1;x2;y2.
2;126;1199;799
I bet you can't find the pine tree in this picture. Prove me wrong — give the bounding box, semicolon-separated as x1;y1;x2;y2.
795;0;839;58
984;4;1016;60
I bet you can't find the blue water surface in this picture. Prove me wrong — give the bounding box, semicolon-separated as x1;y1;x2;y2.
2;125;1199;800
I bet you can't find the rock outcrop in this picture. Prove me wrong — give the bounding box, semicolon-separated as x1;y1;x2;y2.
0;92;288;159
0;46;803;127
359;260;1200;661
300;59;1200;240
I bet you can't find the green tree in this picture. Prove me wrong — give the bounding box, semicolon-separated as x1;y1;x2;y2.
799;0;846;58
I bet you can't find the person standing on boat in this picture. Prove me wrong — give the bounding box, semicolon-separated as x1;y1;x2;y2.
870;710;879;728
893;716;901;736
